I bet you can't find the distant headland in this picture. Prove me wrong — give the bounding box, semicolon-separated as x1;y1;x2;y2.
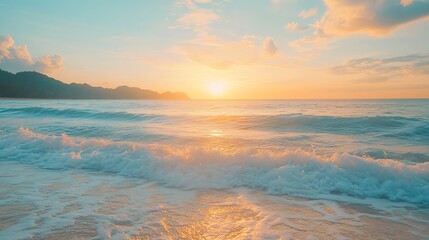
0;69;189;100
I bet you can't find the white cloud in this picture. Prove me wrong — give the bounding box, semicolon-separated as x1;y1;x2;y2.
0;35;64;73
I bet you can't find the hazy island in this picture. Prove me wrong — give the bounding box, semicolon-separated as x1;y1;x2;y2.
0;69;189;100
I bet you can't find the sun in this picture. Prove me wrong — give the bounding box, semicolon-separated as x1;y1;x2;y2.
208;81;226;96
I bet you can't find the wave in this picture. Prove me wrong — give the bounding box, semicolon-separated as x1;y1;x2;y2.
220;114;426;137
1;107;427;136
0;107;164;121
1;127;428;205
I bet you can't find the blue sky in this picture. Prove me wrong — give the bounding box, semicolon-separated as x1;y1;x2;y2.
1;0;429;98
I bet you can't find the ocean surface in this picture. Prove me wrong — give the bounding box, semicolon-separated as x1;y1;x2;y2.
0;99;428;239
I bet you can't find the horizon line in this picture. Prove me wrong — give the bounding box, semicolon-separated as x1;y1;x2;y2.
2;97;429;101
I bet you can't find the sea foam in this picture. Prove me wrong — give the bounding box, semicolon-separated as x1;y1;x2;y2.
1;127;428;205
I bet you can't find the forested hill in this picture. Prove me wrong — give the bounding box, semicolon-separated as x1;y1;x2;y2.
0;69;189;100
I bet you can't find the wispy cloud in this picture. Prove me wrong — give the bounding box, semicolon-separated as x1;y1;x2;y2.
285;22;309;32
299;8;318;19
176;8;219;33
171;0;282;70
331;53;429;81
175;35;282;70
177;0;212;10
0;35;63;73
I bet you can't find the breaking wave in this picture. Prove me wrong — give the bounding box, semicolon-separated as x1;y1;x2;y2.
1;127;428;205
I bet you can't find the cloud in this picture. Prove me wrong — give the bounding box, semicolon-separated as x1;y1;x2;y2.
172;1;281;70
299;8;318;19
288;34;331;51
176;35;280;70
401;0;414;7
331;53;429;81
289;0;429;51
177;0;212;9
173;1;223;40
272;0;296;4
33;55;64;73
0;35;63;74
176;8;219;33
318;0;429;36
285;22;309;31
286;22;299;31
263;37;278;55
176;0;226;11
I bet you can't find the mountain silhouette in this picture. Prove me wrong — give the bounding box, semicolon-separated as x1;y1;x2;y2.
0;69;189;100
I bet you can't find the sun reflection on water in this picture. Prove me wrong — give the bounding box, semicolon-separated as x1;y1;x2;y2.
209;129;223;137
137;191;263;240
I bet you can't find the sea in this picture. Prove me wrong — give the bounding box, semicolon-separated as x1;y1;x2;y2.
0;99;428;239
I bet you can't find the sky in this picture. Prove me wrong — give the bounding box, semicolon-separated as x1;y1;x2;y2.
1;0;429;99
